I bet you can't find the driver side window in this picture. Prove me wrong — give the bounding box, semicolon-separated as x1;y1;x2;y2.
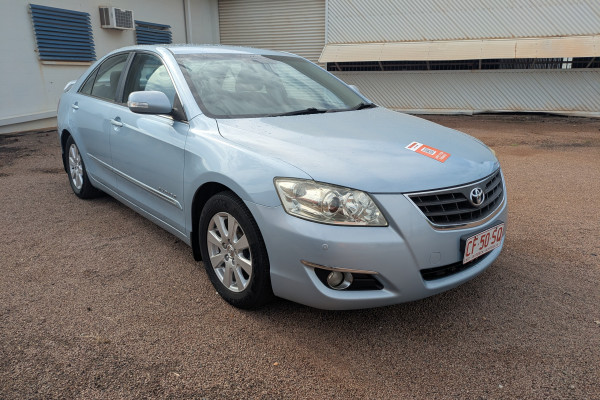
122;53;177;108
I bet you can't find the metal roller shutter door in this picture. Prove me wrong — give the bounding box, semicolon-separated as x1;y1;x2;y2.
219;0;325;63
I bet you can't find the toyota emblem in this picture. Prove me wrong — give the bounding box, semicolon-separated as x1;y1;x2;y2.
469;187;485;207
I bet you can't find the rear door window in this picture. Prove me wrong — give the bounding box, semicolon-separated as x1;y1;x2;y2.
89;53;130;102
79;68;98;95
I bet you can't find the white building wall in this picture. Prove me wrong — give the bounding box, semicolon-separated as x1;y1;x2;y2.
188;0;220;45
0;0;219;134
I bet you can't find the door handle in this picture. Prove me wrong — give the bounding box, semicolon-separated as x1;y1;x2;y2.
71;103;79;110
110;118;123;127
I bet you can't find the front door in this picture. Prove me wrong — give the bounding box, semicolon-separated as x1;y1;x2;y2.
109;52;188;235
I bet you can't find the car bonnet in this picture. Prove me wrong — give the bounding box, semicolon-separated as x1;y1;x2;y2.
215;107;500;193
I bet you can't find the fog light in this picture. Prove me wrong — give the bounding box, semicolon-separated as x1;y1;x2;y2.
326;271;343;287
326;271;353;290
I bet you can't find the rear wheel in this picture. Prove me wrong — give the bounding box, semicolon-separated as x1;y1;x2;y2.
65;136;101;199
199;192;273;309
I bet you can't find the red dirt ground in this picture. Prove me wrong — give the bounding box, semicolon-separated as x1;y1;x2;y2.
1;114;599;399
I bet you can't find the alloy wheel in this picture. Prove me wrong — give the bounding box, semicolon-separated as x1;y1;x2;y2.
68;143;83;190
206;212;253;292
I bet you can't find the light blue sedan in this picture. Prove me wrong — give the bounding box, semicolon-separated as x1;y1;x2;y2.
57;45;507;310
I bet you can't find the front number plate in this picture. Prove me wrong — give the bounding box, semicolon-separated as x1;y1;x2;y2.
463;223;504;264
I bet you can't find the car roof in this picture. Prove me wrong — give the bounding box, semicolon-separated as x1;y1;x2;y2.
109;44;300;58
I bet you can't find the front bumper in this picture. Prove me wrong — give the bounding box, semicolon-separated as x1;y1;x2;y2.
245;189;507;310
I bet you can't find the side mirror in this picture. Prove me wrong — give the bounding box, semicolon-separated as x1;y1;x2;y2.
128;91;172;115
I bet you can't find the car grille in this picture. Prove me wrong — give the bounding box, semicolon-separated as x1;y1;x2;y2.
420;253;491;281
408;169;504;226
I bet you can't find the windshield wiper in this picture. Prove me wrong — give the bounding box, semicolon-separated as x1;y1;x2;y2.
267;108;329;117
350;102;377;111
266;103;375;117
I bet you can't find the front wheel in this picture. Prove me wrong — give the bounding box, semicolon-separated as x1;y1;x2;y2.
199;192;273;309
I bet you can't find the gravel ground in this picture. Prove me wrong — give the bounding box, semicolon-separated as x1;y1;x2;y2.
1;115;599;399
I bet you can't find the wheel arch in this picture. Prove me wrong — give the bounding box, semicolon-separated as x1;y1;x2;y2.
60;129;71;173
190;181;240;261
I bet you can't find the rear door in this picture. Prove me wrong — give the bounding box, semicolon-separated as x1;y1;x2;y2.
109;52;188;234
69;52;131;190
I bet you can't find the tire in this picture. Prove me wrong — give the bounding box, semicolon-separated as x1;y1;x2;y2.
199;192;273;309
65;136;102;199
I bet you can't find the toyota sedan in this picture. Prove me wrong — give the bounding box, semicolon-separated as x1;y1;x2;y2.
57;45;507;310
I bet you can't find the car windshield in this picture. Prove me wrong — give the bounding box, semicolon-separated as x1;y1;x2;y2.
175;53;371;118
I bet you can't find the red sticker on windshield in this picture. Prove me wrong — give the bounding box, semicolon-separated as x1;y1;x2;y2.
405;142;450;163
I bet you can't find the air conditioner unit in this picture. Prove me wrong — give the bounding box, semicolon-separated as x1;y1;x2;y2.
99;7;134;30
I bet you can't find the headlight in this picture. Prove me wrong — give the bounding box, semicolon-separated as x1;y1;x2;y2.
274;178;388;226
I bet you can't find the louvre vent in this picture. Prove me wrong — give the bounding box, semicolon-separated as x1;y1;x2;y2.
135;21;172;45
29;4;95;62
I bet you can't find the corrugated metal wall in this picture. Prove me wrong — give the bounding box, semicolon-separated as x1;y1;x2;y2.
335;70;600;117
324;0;600;116
218;0;325;63
327;0;600;43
